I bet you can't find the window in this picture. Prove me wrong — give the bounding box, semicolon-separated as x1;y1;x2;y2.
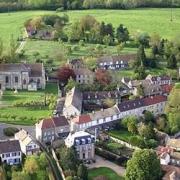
5;76;9;83
15;76;18;83
12;152;16;156
6;153;10;157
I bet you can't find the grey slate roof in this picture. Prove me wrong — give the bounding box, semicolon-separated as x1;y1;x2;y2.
0;140;21;154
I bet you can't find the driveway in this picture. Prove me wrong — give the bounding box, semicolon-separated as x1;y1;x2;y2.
87;155;125;176
0;123;35;140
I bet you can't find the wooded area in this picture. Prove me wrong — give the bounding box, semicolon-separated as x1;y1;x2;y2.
0;0;180;12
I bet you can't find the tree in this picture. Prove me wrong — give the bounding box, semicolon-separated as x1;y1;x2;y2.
77;164;88;180
143;111;155;123
39;153;48;170
135;44;147;67
24;156;40;175
135;65;146;80
95;69;111;86
57;65;75;84
116;24;129;43
136;32;150;47
65;78;77;91
138;123;155;139
116;43;124;55
126;149;161;180
167;54;177;69
121;116;138;135
136;84;144;97
12;172;31;180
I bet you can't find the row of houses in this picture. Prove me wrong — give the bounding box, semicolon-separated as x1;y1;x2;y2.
71;95;167;131
0;129;40;165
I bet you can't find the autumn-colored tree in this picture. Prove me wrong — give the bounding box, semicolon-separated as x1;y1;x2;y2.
57;65;75;84
95;69;111;86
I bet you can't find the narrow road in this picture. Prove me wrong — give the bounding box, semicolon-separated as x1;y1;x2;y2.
87;155;125;177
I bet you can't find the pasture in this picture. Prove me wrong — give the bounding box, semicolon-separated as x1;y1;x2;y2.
0;8;179;50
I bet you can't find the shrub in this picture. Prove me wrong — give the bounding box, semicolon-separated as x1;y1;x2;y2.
3;127;19;137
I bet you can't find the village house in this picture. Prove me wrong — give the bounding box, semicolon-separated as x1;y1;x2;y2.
65;131;95;161
15;129;40;155
83;89;130;105
36;116;70;143
71;95;167;131
74;68;95;84
97;54;136;70
67;59;85;69
0;140;22;165
146;74;172;85
67;58;95;84
63;87;83;118
0;63;46;91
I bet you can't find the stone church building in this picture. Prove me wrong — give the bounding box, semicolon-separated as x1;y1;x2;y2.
0;63;46;91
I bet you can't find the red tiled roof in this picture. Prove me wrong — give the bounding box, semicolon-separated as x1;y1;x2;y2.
41;118;54;129
72;115;92;124
143;95;167;106
40;116;69;129
161;84;173;94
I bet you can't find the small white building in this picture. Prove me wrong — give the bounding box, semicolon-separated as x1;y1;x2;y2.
15;129;40;155
0;140;22;165
65;131;95;161
160;152;171;165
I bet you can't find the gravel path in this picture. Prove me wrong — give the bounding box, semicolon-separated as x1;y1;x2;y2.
87;155;125;177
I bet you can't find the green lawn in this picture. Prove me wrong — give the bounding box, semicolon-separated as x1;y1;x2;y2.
0;8;179;50
0;83;58;125
23;40;137;65
109;130;133;142
88;167;124;180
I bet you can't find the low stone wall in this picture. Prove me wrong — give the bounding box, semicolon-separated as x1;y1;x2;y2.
51;149;66;180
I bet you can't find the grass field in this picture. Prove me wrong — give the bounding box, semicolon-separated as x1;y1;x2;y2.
0;8;179;49
88;167;124;180
0;83;58;125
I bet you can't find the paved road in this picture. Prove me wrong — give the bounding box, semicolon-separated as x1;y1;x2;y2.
0;123;35;140
87;155;125;177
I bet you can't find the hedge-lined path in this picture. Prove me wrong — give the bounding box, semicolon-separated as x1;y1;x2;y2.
87;155;125;177
0;123;35;140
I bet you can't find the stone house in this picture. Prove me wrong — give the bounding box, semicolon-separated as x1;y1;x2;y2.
0;63;46;91
65;131;95;161
36;116;70;143
63;87;83;118
0;140;22;165
71;95;167;131
67;58;94;84
146;74;172;85
74;68;95;84
15;129;40;156
97;54;136;70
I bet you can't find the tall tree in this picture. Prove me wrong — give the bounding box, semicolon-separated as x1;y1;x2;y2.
135;44;147;67
167;54;177;69
57;65;76;84
95;69;112;86
77;164;88;180
116;24;129;43
126;149;161;180
9;34;17;60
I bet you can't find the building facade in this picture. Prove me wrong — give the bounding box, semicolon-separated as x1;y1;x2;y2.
97;54;135;70
15;129;40;155
65;131;95;161
0;140;22;165
0;63;46;91
36;116;70;143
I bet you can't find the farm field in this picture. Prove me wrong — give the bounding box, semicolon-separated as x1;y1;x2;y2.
88;167;124;180
0;83;58;125
0;8;180;49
